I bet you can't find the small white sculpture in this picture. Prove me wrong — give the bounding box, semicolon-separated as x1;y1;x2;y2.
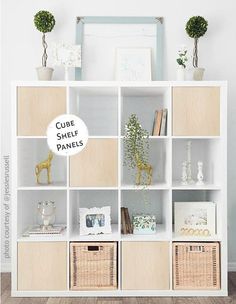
181;161;188;185
196;161;204;185
186;140;194;184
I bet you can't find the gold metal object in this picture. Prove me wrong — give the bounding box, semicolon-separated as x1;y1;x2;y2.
35;151;53;184
135;153;153;186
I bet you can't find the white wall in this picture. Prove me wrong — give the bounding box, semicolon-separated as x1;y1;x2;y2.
1;0;236;270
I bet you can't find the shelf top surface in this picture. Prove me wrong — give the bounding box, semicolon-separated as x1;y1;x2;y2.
12;80;228;88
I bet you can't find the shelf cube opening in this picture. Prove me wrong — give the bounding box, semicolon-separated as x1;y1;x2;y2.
121;189;171;238
172;190;221;238
18;139;67;187
17;190;67;238
122;138;170;187
69;87;118;136
121;86;170;136
172;139;222;186
69;190;118;238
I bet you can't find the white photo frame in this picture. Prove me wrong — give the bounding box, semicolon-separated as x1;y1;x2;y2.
52;42;81;68
52;42;81;80
115;48;152;81
174;202;216;237
79;206;112;235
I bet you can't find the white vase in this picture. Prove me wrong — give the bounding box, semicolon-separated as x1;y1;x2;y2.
36;67;54;81
176;67;185;81
193;68;205;81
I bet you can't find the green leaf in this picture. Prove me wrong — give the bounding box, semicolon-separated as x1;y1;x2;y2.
34;10;56;33
185;16;208;39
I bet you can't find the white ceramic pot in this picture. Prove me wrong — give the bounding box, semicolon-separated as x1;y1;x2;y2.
176;66;185;81
36;67;54;81
193;68;205;81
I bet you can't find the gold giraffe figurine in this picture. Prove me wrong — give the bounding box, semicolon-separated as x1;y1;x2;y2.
135;153;153;186
35;151;54;184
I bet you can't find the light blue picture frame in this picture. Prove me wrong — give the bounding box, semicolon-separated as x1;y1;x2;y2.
75;16;164;81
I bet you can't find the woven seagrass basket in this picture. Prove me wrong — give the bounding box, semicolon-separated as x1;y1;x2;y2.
70;242;117;290
173;242;220;290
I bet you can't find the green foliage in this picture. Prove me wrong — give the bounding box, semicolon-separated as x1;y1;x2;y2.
185;16;208;39
123;114;149;170
176;48;188;68
34;10;55;33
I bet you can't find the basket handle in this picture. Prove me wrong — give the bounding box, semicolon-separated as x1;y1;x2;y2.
87;246;102;251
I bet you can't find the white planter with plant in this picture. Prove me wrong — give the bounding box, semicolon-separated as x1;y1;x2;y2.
186;16;208;81
176;46;188;80
34;10;55;80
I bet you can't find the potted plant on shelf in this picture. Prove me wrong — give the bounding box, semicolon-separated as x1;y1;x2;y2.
34;10;56;80
123;114;152;186
186;16;208;80
176;46;188;80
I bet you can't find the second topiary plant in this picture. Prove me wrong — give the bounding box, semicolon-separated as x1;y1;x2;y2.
34;10;56;80
186;16;208;80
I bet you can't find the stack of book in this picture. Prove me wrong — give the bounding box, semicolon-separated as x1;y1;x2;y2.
121;207;133;234
152;108;168;136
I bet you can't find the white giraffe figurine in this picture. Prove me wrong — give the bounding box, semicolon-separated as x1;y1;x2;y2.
196;161;204;185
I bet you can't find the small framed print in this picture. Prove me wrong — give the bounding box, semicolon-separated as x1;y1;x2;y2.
79;206;112;235
174;202;216;237
52;42;81;68
115;48;152;81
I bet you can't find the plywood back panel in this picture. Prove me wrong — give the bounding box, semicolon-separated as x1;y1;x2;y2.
172;87;220;136
70;138;118;187
122;241;169;290
18;242;67;291
17;87;66;136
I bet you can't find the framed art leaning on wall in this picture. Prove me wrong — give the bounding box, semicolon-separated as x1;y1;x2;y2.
75;16;164;81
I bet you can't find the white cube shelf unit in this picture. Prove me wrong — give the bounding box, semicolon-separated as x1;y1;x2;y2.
12;81;227;297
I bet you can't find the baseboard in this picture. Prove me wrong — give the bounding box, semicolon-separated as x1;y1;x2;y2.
1;263;11;273
228;262;236;272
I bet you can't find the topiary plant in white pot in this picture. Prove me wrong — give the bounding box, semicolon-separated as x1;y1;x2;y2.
186;16;208;80
34;10;55;80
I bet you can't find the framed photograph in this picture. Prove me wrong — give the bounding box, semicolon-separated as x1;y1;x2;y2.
174;202;216;237
115;48;152;81
79;206;112;235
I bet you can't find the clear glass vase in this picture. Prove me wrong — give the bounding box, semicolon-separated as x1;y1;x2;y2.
37;201;56;230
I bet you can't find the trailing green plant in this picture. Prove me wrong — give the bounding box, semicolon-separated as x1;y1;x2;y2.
34;10;56;67
123;114;150;186
185;16;208;68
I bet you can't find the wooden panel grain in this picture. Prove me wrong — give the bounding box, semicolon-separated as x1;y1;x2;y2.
70;139;118;187
17;87;66;136
122;242;169;290
172;87;220;136
18;242;67;291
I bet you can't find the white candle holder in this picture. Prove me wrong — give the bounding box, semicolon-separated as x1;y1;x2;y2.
196;161;204;185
